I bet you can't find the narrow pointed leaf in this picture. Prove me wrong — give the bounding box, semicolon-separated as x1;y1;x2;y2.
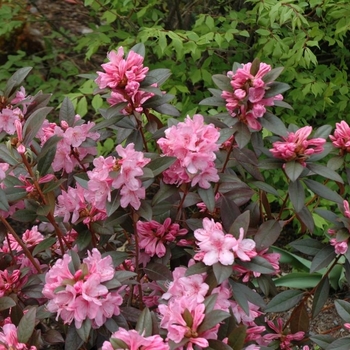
135;307;152;336
303;179;343;204
260;112;288;136
290;301;309;333
4;67;32;98
212;74;232;91
198;186;215;213
212;263;232;284
289;179;304;213
285;161;304;182
306;163;344;183
17;307;36;343
254;220;282;251
289;238;324;256
76;319;91;342
335;300;350;323
59;97;75;126
0;296;16;311
32;237;56;256
310;245;336;273
312;276;330;318
265;289;304;312
197;310;230;333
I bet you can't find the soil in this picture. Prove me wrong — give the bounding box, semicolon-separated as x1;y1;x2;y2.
2;0;349;349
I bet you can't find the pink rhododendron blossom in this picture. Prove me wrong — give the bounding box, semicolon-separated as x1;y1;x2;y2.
194;218;257;266
162;266;209;303
330;120;350;154
221;62;283;130
0;107;22;134
159;297;220;349
96;47;148;90
43;249;123;329
157;114;220;189
102;328;169;350
37;116;99;173
95;47;154;114
261;318;305;349
137;218;188;257
0;322;37;350
230;300;262;326
0;269;23;297
270;126;326;166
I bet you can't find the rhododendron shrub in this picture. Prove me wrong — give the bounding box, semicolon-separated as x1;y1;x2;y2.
0;44;350;350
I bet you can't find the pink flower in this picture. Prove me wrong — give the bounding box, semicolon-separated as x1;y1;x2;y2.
43;249;123;329
96;47;148;90
112;143;151;209
137;218;188;257
221;62;283;130
330;120;350;154
159;297;219;349
162;266;209;303
158;114;220;189
262;318;305;349
0;322;37;350
0;107;22;134
102;328;169;350
270;126;326;166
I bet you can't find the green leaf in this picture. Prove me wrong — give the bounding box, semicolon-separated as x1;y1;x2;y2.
262;67;284;83
284;161;305;182
130;42;146;57
0;296;16;311
212;74;232;91
198;186;215;213
185;262;209;277
23;107;53;147
229;210;250;238
32;237;56;256
59;97;76;127
289;238;324;256
254;220;282;251
197;310;230;333
251;181;279;196
199;96;226;107
296;206;315;233
227;325;247;350
310;246;336;273
312;276;330;318
76;319;91;342
143;68;172;86
304;179;343;204
309;334;335;349
274;272;321;289
65;324;84;350
259;112;288;136
152;183;178;205
0;188;9;211
306;163;344;183
289;179;305;213
272;246;311;271
11;209;37;222
153;103;180;117
327;336;350;350
265;290;304;312
264;82;290;98
229;281;265;314
4;67;32;98
208;339;233;350
17;306;36;343
37;136;60;175
135;307;152;336
147;156;176;176
212;263;232;284
335;300;350;323
236;256;275;274
143;262;173;281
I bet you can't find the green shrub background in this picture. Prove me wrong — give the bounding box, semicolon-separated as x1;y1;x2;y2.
1;0;350;125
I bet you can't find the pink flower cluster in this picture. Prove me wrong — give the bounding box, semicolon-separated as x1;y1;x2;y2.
42;248;123;329
55;184;107;225
86;143;151;210
102;328;169;350
0;319;37;350
329;200;350;254
330;120;350;155
221;62;283;130
157;114;220;189
270;126;326;166
37;116;99;173
0;226;45;297
159;264;264;349
194;218;257;266
137;218;188;258
95;46;154;114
